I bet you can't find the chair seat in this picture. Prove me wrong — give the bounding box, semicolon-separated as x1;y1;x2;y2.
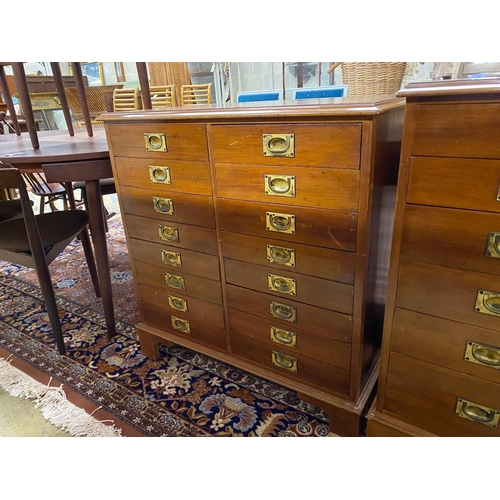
0;199;23;222
0;210;90;253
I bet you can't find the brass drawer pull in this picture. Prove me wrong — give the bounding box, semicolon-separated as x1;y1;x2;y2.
455;398;500;428
267;244;296;267
266;211;296;234
168;295;188;312
264;174;296;197
271;351;298;372
144;133;167;152
268;273;296;296
171;315;191;334
158;224;179;243
269;301;297;323
165;272;185;290
153;196;175;215
270;326;297;348
475;289;500;317
149;165;171;184
161;250;182;268
485;232;500;258
464;341;500;369
497;184;500;202
262;134;295;157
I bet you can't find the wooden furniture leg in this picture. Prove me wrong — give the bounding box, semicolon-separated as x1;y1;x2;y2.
11;62;39;149
136;63;152;110
50;62;74;136
85;178;115;337
71;62;93;137
0;65;21;135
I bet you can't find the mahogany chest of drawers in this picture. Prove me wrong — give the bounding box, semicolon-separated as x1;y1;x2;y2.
367;79;500;437
101;97;404;436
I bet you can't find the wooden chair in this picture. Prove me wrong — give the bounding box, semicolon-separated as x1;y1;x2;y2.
181;83;212;105
0;166;100;355
0;198;23;222
113;88;139;111
21;172;69;214
150;85;176;108
65;85;123;128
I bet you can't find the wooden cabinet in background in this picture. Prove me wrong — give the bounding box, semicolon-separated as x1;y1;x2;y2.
367;78;500;437
101;97;404;436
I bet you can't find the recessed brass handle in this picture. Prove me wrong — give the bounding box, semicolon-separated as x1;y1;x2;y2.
455;398;500;428
161;250;182;268
144;133;167;152
266;211;296;234
264;174;296;197
464;341;500;369
269;301;297;323
158;224;179;243
497;184;500;201
485;232;500;258
171;315;191;334
165;272;185;290
271;351;298;372
475;289;500;317
153;196;175;215
262;134;295;157
270;326;297;348
168;295;188;312
268;273;296;296
267;244;296;267
149;165;171;184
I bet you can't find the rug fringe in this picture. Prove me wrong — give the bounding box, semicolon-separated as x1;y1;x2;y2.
0;358;122;437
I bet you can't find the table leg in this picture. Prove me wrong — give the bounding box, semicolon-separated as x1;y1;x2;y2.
85;178;115;338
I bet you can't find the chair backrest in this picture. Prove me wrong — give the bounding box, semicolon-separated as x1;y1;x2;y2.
292;85;348;100
237;90;283;103
150;85;176;109
21;172;65;196
113;88;140;112
181;84;212;105
65;85;124;123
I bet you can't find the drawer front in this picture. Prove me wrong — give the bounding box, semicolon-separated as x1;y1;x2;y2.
133;260;223;305
231;333;350;396
224;259;354;314
137;282;225;329
226;284;352;343
385;353;500;437
401;205;500;276
407;157;500;213
107;123;208;161
229;308;351;370
216;163;359;211
218;199;357;251
141;301;226;351
211;123;362;169
412;103;500;158
129;238;220;281
124;214;219;255
221;231;355;284
391;308;500;385
114;157;212;196
120;186;216;228
396;260;500;332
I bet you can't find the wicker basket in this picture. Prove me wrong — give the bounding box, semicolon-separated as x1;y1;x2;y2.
329;62;407;96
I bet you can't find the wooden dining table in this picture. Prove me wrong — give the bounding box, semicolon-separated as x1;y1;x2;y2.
0;128;116;337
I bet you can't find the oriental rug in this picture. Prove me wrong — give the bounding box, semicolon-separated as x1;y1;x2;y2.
0;217;331;437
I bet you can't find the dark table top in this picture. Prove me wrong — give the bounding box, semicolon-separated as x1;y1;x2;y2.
0;128;109;166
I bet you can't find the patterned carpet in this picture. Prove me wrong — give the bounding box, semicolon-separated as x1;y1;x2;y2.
0;216;331;436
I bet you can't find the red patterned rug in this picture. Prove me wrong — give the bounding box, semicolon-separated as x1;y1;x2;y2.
0;216;332;436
